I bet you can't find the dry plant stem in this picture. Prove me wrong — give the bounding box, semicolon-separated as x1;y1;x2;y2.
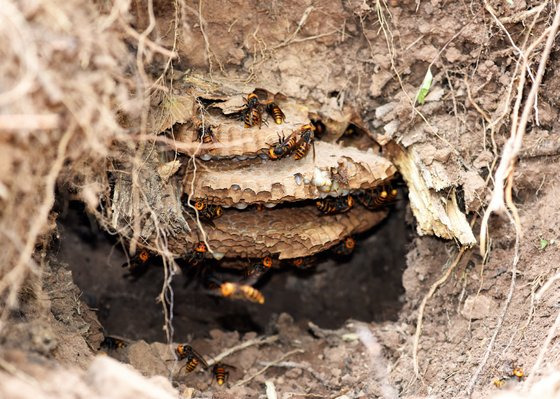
412;246;467;377
206;335;279;368
233;348;303;387
535;272;560;301
197;0;212;74
480;2;560;256
500;3;547;24
273;6;314;49
284;393;325;398
466;210;520;396
160;255;176;365
135;0;156;135
188;0;224;75
142;133;258;153
0;357;39;387
525;305;560;389
0;2;39;106
0;114;60;130
120;22;177;59
0;126;74;313
185;112;213;254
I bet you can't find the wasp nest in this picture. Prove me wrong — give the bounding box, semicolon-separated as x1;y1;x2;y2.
109;75;398;265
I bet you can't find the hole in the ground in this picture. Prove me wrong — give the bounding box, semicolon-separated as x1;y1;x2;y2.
55;198;411;342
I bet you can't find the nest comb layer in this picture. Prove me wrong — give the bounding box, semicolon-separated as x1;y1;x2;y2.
174;100;311;160
191;205;388;259
184;141;397;206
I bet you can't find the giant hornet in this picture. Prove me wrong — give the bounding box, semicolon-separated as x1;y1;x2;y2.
357;185;398;210
244;256;273;280
310;116;326;139
238;284;265;304
332;236;356;256
243;93;263;128
493;366;525;388
176;344;208;373
212;363;235;385
293;124;315;160
100;335;128;350
316;195;354;215
195;121;216;144
342;124;358;137
219;282;265;304
267;131;299;160
291;256;316;269
188;241;208;266
121;249;151;278
192;197;223;221
266;102;285;125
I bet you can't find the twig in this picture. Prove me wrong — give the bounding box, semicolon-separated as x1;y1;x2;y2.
412;246;467;377
184;103;213;254
0;357;39;387
0;114;60;131
180;1;224;75
524;306;560;389
198;0;213;74
136;133;256;155
234;349;303;387
0;124;74;313
464;76;490;123
206;335;279;368
465;211;519;396
120;22;177;59
273;30;338;49
535;272;560;302
499;3;547;24
284;394;325;399
257;361;331;387
273;6;314;49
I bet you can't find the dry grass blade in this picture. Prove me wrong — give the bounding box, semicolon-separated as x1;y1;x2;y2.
206;335;279;368
234;349;303;387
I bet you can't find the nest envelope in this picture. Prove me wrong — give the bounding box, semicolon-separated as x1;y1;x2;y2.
109;79;398;263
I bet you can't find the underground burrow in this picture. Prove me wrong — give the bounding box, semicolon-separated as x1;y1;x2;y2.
55;197;411;343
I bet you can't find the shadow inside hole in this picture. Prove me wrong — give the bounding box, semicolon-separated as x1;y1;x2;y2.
55;197;411;341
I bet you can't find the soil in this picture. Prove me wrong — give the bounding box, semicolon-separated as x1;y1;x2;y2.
3;1;560;399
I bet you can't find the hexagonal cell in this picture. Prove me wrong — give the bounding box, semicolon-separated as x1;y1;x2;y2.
187;205;388;260
183;141;397;206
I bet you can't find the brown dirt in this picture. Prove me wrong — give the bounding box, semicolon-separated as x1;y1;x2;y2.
3;1;560;399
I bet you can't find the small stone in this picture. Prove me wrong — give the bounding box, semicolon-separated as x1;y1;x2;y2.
369;70;393;97
209;329;226;340
285;367;303;379
425;87;444;102
383;120;400;137
375;102;396;120
127;341;168;376
445;47;463;63
243;332;257;341
462;295;497;320
433;148;452;163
